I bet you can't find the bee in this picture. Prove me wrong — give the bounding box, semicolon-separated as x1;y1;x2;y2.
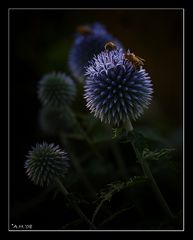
104;42;117;51
124;52;145;70
77;25;91;35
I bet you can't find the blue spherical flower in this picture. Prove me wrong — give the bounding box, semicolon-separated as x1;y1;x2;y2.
68;22;123;82
38;72;76;107
84;48;153;127
24;143;70;187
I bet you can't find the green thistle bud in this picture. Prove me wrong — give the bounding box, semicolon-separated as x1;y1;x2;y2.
38;72;76;107
24;143;70;187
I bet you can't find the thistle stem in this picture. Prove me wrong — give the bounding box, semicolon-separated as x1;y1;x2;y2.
55;178;97;230
124;118;133;133
125;121;175;222
111;142;127;179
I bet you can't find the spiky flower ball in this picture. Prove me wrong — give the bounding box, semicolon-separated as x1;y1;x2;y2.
24;143;70;187
84;48;153;127
38;72;76;107
68;22;123;82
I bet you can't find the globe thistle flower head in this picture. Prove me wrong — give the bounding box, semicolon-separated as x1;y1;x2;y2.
84;46;153;127
24;143;70;187
38;72;76;107
68;22;123;82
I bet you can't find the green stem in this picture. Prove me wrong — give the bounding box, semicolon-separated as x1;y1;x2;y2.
111;142;127;179
139;156;174;221
124;118;134;133
125;120;175;222
55;178;97;230
91;200;105;224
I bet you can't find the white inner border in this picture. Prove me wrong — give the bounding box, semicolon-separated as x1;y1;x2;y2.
8;8;184;232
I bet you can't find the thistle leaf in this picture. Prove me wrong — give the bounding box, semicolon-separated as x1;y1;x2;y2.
114;129;148;155
112;128;124;139
142;148;175;161
92;176;147;223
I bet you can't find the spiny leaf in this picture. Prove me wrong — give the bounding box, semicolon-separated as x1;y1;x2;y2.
113;129;148;153
112;128;124;139
67;192;90;205
142;148;175;161
92;176;147;223
96;176;147;202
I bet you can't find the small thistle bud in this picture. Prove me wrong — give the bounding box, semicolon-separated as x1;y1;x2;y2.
84;48;153;127
68;22;123;82
37;72;76;107
24;143;70;187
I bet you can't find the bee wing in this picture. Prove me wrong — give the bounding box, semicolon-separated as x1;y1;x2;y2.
137;56;145;62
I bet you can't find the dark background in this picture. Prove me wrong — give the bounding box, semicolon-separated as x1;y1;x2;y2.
9;9;183;230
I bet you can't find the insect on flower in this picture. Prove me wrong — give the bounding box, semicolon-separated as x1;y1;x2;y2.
105;41;117;51
69;22;123;82
77;25;91;35
124;52;145;70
